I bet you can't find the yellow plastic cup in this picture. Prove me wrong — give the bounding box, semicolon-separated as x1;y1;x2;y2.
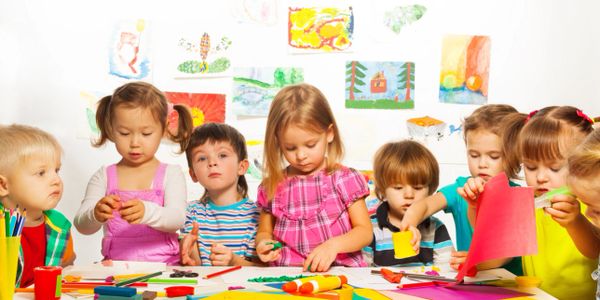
392;231;417;259
0;236;21;300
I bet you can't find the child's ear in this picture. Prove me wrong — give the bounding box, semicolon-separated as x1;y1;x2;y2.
0;175;9;197
326;124;334;143
188;168;199;183
238;159;250;176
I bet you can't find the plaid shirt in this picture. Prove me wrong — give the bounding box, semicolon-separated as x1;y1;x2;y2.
257;166;369;267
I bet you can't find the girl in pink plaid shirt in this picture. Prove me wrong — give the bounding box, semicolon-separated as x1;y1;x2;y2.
255;83;373;272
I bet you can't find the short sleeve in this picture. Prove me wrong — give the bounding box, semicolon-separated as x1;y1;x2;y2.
440;176;468;214
256;185;272;213
333;167;370;207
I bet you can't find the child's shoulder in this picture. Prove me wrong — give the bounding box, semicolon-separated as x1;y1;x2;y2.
43;209;72;229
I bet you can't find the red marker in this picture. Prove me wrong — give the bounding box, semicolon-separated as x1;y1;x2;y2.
202;265;242;279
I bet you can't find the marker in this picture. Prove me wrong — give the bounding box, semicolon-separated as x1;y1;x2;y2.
534;186;571;209
282;275;324;292
203;265;241;279
299;275;347;294
115;271;162;287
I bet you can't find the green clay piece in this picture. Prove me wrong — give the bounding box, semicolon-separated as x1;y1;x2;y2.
267;241;283;250
248;275;306;282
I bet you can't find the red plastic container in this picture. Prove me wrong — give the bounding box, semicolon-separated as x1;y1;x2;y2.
34;266;62;300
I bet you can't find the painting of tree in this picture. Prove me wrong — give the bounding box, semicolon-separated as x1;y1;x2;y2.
397;62;415;101
346;61;367;101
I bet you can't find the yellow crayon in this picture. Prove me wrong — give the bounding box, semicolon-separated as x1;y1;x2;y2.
299;275;348;294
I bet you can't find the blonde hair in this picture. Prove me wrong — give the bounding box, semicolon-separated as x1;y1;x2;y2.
463;104;526;179
569;127;600;179
262;83;343;199
520;106;593;164
94;81;194;153
373;140;439;200
0;124;62;175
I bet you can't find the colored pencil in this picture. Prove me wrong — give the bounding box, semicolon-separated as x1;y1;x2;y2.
398;281;451;289
203;265;242;279
114;271;162;287
146;278;198;284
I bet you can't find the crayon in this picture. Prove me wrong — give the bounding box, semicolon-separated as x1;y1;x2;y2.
299;275;347;294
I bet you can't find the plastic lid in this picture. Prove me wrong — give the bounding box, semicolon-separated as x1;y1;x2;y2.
515;276;542;288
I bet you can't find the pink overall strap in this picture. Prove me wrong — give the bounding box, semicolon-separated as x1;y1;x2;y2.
151;163;167;191
106;164;119;192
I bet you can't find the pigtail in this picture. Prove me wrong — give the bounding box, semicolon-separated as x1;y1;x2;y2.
93;95;113;147
169;104;194;153
501;112;527;179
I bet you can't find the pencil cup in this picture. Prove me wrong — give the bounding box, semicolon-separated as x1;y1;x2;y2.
34;266;62;300
392;231;417;259
0;236;21;300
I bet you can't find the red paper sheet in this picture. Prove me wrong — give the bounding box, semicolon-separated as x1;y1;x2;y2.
456;173;536;281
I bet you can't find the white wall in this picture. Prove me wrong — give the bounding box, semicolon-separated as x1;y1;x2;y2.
1;0;599;264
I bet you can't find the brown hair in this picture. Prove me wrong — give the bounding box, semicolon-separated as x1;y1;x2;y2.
519;106;593;164
463;104;526;179
262;83;343;199
373;140;439;200
94;81;193;153
185;123;248;201
568;127;600;179
0;124;62;175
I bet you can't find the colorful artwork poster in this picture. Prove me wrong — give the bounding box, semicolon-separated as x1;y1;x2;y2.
109;19;151;80
383;4;426;34
439;35;490;105
80;91;104;137
230;0;278;26
164;92;226;133
233;67;304;117
288;6;354;53
174;32;232;78
346;61;414;109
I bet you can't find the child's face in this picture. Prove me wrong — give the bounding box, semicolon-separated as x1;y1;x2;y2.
112;106;163;166
568;175;600;226
189;141;248;196
384;183;430;217
523;158;568;197
3;153;63;211
279;124;333;176
465;129;503;181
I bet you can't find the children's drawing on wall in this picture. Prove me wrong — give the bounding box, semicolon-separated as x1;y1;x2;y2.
406;116;446;142
174;31;232;78
108;19;151;80
439;35;490;105
448;123;462;136
383;4;426;34
371;2;427;42
77;91;105;139
288;6;354;53
233;67;304;117
345;61;414;109
245;140;264;182
164;92;226;136
230;0;278;26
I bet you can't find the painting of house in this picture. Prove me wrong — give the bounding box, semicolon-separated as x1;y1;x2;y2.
370;71;387;93
346;61;414;109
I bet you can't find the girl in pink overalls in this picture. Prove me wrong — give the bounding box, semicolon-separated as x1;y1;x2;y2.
74;82;194;265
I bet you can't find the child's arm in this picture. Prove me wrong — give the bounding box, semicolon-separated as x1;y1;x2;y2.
303;198;372;272
128;165;187;231
457;177;486;227
74;167;112;235
547;194;600;258
255;210;281;263
60;232;76;267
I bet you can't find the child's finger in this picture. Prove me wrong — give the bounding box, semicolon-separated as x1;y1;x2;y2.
191;222;199;236
303;255;314;272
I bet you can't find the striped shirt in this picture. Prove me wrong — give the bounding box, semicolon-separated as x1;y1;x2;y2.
182;198;259;266
363;202;454;267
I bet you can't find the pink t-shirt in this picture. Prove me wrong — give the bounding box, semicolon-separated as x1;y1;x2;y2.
257;166;369;267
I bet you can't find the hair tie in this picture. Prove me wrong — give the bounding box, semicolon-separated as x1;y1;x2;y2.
525;110;538;123
576;109;594;124
168;103;176;116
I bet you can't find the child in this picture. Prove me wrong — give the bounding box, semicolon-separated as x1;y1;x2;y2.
517;106;597;299
0;124;75;287
179;123;260;266
74;82;193;265
567;127;600;298
363;140;454;267
255;83;372;272
400;104;525;274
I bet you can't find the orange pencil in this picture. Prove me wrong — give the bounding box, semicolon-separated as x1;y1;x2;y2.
203;265;242;279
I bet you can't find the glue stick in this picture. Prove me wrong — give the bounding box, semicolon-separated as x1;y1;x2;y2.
282;275;324;292
299;275;347;294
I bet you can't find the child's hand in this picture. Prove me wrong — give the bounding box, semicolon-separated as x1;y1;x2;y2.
450;251;468;270
545;194;581;227
399;223;422;253
180;222;201;266
120;199;145;224
94;195;120;222
256;239;281;263
303;240;338;272
210;243;234;266
457;177;486;207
